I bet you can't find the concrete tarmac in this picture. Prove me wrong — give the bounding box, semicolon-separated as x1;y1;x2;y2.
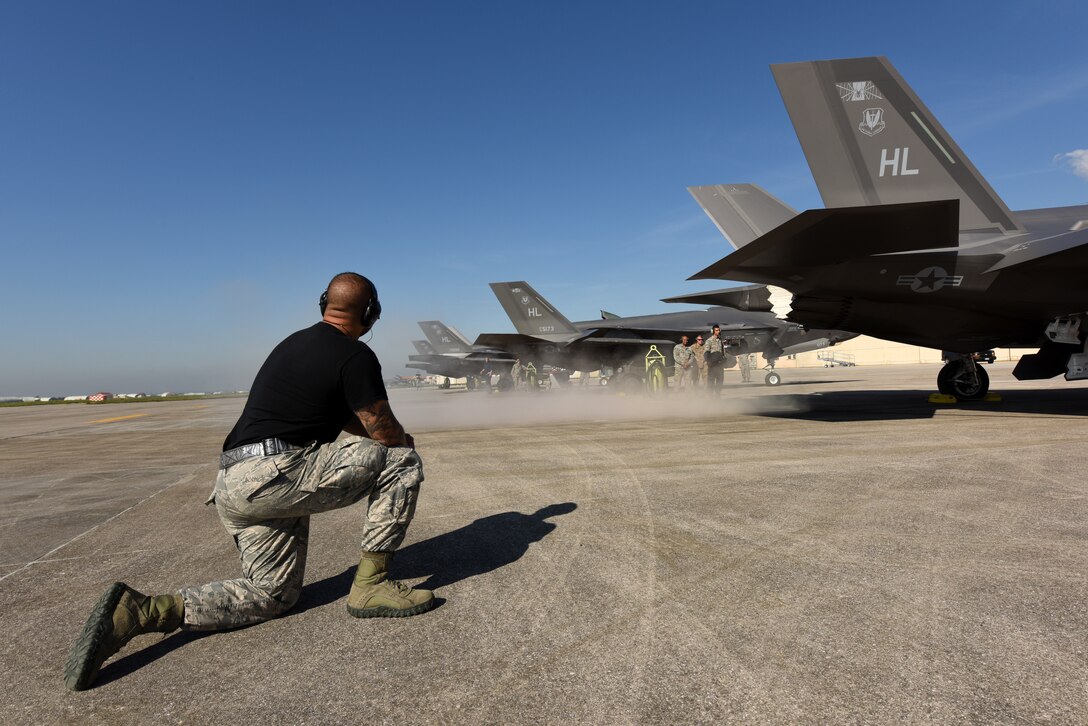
1;363;1085;724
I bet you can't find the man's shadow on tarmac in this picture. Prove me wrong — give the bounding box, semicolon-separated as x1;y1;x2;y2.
97;502;577;687
396;501;578;590
293;501;578;612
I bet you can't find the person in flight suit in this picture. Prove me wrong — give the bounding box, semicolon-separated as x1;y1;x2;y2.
704;325;726;395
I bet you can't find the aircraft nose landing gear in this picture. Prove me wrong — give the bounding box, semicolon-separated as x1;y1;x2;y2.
937;354;990;401
762;357;782;386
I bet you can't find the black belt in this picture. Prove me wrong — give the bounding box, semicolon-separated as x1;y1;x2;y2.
220;438;301;470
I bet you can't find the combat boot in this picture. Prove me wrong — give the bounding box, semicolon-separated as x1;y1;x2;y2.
64;582;184;691
346;551;435;618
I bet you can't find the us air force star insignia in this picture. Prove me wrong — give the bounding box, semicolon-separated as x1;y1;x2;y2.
895;266;964;293
837;80;883;102
859;107;885;136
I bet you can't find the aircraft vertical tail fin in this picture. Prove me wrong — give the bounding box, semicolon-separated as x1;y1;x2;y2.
418;321;473;354
688;184;797;249
411;340;434;355
771;56;1022;235
489;282;580;339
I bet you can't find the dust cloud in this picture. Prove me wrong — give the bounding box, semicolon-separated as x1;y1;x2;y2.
390;385;808;433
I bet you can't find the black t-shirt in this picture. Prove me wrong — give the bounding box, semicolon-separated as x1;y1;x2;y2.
223;322;388;450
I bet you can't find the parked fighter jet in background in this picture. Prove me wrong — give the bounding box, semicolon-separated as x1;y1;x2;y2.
405;339;453;378
406;321;515;387
688;56;1088;400
479;281;854;387
418;321;475;355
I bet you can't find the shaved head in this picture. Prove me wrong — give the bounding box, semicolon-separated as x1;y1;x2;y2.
325;272;373;316
322;272;380;336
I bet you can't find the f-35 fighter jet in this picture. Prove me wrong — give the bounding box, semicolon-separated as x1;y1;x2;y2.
688;56;1088;400
406;321;515;387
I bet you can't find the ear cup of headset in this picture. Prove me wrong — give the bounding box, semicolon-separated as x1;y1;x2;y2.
361;281;381;329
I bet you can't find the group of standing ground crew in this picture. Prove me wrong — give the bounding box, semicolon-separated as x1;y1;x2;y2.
507;358;540;390
672;325;758;394
477;357;538;391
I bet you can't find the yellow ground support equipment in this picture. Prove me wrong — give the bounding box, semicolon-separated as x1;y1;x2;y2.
645;345;668;395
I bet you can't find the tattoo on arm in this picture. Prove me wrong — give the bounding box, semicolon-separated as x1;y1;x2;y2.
355;399;407;447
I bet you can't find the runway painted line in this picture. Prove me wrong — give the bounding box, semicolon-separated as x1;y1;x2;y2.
0;487;170;584
90;413;150;424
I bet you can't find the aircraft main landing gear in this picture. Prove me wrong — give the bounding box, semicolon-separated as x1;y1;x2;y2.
764;371;782;386
937;356;990;401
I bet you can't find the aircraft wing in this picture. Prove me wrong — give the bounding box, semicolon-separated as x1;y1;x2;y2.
582;322;777;340
690;199;959;286
661;284;773;312
717;324;779;337
408;353;512;377
984;222;1088;273
474;332;549;350
576;335;676;346
779;338;833;357
406;358;456;376
475;328;667;348
688;184;797;250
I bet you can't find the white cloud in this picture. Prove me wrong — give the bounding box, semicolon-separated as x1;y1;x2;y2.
1055;149;1088;180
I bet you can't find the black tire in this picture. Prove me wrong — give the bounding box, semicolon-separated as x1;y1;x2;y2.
936;363;955;395
951;364;989;401
765;371;782;386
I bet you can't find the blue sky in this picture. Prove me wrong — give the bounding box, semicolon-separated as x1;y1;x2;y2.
1;1;1086;395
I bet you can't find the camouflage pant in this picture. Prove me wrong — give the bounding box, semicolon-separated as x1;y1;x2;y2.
178;437;423;631
693;365;706;387
674;364;694;389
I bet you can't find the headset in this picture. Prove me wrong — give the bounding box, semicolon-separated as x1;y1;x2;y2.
319;274;382;330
